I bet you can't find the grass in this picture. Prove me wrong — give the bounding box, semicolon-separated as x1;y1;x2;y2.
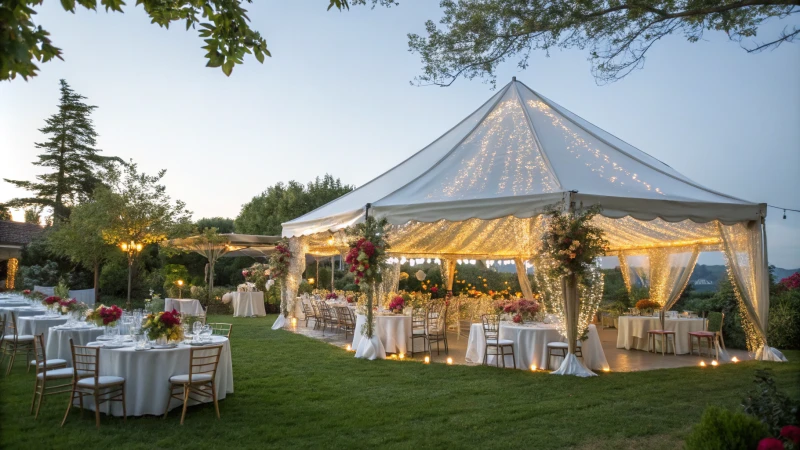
1;315;798;449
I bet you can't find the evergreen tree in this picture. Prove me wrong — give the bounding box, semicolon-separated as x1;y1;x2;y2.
3;79;119;221
0;206;10;221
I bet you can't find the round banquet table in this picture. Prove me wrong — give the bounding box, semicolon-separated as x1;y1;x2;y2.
0;306;46;324
352;313;411;354
18;315;68;343
82;336;234;417
465;322;609;371
616;316;706;354
46;325;105;364
232;292;266;317
164;298;205;316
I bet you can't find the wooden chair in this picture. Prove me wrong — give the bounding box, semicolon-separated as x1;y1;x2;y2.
410;307;428;356
647;330;676;356
31;334;72;419
2;312;35;375
317;302;339;336
689;312;725;359
546;341;583;370
427;302;448;355
481;314;515;368
62;339;126;428
310;301;323;330
301;301;317;328
335;306;356;341
208;323;233;339
163;344;223;425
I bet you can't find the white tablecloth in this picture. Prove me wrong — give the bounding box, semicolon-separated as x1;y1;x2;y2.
465;323;609;371
0;306;46;324
18;316;68;342
616;316;706;354
352;314;411;354
232;292;266;317
46;326;105;364
164;298;204;316
83;336;234;417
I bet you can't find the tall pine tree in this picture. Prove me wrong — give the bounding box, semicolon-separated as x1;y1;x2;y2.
3;79;119;221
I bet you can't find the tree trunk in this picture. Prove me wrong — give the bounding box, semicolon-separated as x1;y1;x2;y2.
93;260;100;304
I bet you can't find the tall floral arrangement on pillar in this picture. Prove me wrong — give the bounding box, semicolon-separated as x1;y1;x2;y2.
345;216;389;338
541;204;607;373
270;241;292;316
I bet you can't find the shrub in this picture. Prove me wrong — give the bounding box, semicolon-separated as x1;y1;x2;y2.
298;281;313;295
17;262;60;289
767;289;800;350
685;406;769;450
743;369;799;436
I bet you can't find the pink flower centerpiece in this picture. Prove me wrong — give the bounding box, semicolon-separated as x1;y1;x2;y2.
388;296;405;314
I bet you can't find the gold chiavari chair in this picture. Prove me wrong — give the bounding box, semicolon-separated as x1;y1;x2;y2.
302;300;318;328
335;306;356;341
163;344;224;425
62;339;126;428
310;301;323;330
2;312;35;375
481;314;516;368
410;307;428;356
208;323;233;339
427;302;449;356
31;334;72;418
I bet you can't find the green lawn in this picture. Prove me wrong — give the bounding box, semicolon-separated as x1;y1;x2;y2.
1;315;798;449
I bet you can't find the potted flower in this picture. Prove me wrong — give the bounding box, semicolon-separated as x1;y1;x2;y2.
142;309;184;345
388;296;405;314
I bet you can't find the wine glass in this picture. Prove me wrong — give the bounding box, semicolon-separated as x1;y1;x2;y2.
201;325;213;342
192;321;203;336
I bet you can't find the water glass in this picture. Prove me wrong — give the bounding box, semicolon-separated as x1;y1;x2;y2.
192;321;203;336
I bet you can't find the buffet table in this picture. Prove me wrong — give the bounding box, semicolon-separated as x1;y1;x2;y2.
165;298;204;316
232;292;266;317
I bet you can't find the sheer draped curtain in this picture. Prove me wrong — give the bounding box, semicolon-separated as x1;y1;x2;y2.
718;221;786;361
646;247;700;328
274;236;309;330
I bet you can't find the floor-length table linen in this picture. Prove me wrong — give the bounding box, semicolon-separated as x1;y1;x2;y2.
164;298;204;316
616;316;705;354
352;314;411;354
18;316;68;342
232;292;266;317
0;306;46;324
82;336;234;416
465;323;609;371
46;326;105;364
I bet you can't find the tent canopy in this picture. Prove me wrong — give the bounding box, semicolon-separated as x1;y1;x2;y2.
283;79;763;240
166;233;282;258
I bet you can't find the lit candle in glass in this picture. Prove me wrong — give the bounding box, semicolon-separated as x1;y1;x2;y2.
423;356;430;364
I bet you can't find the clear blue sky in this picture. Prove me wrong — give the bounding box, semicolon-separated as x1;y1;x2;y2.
1;2;798;268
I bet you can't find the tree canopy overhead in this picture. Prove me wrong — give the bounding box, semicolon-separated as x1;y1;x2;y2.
408;0;800;86
1;0;395;81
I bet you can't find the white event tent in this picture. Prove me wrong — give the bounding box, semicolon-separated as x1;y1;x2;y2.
281;78;786;370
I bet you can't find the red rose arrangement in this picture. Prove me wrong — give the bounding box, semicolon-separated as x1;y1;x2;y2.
345;237;385;285
22;289;31;295
325;292;338;300
494;298;540;323
42;296;61;309
346;296;355;303
388;295;405;313
269;242;291;280
142;309;184;342
86;304;123;326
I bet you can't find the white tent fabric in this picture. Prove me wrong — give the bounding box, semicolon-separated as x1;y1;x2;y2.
281;78;782;365
283;80;762;238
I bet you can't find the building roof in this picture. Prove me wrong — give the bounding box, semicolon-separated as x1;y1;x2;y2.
0;220;44;246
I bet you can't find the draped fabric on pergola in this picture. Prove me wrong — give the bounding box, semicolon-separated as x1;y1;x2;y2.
165;234;282;301
281;79;786;372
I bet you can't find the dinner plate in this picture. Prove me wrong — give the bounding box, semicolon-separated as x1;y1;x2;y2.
134;347;152;351
103;343;127;349
152;343;178;349
96;335;114;341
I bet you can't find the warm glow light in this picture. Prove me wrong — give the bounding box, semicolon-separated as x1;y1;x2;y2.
731;356;739;363
291;317;297;327
120;243;128;251
530;364;536;371
423;356;430;364
327;237;335;246
699;361;706;367
135;243;143;251
602;367;610;372
177;280;183;286
399;353;405;360
308;278;315;285
446;357;453;365
711;360;718;367
346;344;351;351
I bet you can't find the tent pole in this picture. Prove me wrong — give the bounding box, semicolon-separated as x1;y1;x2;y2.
331;256;335;291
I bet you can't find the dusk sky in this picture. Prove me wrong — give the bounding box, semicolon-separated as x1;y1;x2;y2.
1;2;798;268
